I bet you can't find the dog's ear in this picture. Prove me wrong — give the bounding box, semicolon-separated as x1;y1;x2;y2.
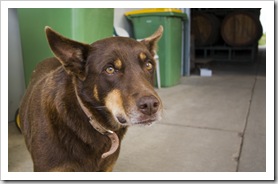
45;26;90;81
141;25;163;56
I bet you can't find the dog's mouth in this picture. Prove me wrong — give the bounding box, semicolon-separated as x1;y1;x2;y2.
116;114;159;126
134;119;157;126
116;116;127;124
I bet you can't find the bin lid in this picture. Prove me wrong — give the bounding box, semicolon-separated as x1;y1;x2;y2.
125;8;187;20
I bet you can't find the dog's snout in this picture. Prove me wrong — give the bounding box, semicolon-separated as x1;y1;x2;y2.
137;96;160;116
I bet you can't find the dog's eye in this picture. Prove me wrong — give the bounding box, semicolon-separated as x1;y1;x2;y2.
105;66;115;75
145;62;153;71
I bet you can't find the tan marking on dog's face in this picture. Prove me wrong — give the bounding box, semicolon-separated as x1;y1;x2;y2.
93;85;100;101
139;52;146;61
105;89;127;124
114;59;122;69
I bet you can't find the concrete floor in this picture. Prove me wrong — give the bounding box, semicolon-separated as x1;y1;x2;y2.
8;48;266;172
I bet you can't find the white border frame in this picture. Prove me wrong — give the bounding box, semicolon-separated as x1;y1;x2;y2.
1;0;275;181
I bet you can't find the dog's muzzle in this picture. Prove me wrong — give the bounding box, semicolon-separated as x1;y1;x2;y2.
118;94;162;126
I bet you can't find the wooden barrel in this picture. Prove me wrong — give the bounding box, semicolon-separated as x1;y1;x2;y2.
191;13;220;46
221;11;263;47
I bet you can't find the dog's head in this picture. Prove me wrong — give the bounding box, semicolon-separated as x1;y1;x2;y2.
45;26;163;130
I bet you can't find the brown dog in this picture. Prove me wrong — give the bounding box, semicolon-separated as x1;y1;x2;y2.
19;26;163;172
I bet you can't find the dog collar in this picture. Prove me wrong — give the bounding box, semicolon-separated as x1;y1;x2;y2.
75;89;119;159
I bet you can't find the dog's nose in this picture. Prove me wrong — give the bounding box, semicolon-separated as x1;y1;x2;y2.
137;96;160;116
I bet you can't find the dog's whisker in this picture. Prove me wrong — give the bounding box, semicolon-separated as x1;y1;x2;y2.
93;106;106;110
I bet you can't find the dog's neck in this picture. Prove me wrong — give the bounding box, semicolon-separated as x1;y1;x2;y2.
74;87;119;159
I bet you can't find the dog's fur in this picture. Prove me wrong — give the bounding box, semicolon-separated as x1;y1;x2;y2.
19;26;163;172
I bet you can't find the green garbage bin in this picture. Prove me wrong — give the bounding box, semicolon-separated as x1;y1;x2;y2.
125;8;187;87
17;8;114;86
